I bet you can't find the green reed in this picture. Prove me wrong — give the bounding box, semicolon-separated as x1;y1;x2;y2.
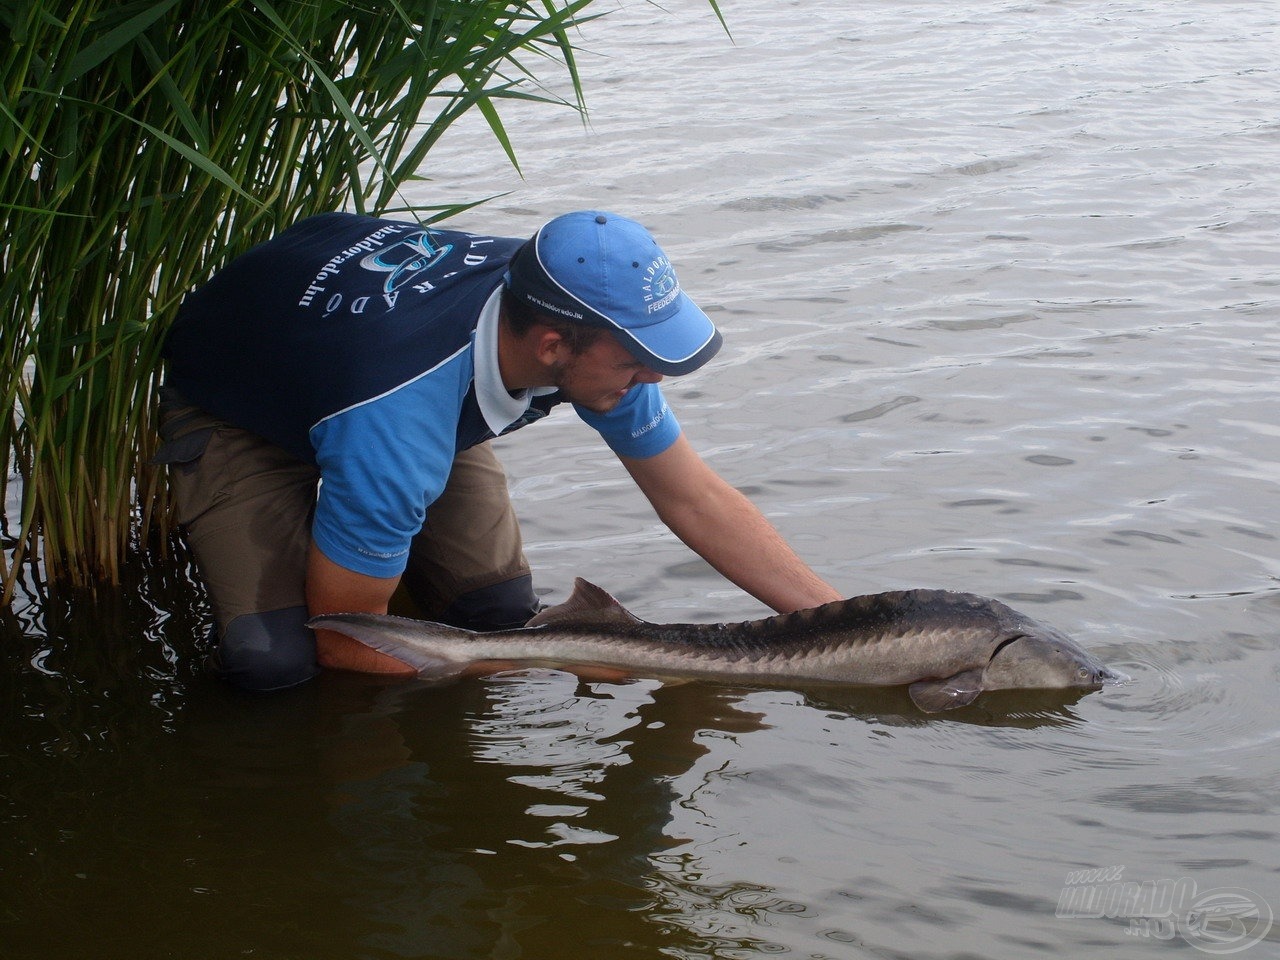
2;0;722;604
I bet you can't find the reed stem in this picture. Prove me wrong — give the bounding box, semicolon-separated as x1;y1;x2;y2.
1;0;721;604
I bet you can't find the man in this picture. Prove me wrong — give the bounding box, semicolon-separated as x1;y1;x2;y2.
158;210;841;691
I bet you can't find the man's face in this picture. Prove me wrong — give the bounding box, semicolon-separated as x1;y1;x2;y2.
551;333;664;413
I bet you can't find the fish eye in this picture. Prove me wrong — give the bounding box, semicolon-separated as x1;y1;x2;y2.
1077;667;1092;680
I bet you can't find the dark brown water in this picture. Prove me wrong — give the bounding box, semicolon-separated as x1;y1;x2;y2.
5;1;1278;957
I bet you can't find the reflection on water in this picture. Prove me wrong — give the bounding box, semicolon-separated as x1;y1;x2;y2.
5;0;1280;957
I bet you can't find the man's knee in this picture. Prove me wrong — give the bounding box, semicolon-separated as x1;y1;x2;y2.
214;606;319;692
440;575;539;631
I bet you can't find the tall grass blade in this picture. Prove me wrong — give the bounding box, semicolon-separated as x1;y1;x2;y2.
1;0;725;605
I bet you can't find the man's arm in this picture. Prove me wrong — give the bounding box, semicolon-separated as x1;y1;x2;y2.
619;434;843;613
306;542;416;675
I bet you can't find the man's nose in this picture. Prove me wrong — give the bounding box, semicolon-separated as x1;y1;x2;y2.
634;368;664;385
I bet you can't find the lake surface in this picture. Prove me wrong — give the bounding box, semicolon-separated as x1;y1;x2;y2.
4;1;1278;957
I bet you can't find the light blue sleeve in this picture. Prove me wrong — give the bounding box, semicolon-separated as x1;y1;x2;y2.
574;382;682;459
307;349;471;578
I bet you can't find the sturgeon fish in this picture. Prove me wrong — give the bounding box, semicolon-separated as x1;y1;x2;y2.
309;578;1124;712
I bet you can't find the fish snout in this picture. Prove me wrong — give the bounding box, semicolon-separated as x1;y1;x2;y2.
1056;652;1124;690
1095;663;1131;685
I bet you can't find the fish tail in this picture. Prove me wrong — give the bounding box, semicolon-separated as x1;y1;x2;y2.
307;612;470;679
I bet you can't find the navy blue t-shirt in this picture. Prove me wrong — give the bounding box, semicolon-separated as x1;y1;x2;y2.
164;213;681;576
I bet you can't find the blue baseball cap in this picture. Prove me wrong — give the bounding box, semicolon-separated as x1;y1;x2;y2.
506;211;722;376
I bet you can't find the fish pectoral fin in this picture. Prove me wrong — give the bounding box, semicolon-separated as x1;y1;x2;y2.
908;669;985;712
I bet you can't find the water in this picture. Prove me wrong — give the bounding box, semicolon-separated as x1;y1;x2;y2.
4;1;1279;957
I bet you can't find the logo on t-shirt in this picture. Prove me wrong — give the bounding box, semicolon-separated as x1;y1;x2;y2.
361;231;454;292
297;222;499;317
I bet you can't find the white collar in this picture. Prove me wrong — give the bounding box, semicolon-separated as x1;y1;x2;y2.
474;288;557;435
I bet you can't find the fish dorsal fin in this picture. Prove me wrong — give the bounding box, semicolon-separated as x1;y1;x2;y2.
525;578;643;628
908;669;985;713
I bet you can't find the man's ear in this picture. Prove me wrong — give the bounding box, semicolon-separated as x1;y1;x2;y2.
532;326;569;367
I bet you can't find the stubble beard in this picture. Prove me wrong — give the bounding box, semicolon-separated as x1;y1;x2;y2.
550;357;627;414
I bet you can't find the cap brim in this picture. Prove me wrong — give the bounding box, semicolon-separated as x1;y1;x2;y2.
612;292;723;376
